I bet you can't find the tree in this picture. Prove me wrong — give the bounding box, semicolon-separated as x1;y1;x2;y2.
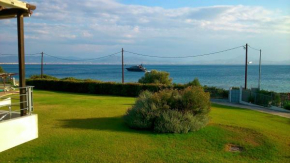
0;66;5;73
138;70;172;85
185;78;201;87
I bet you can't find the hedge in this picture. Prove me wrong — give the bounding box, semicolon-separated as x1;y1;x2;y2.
26;79;228;98
27;79;173;97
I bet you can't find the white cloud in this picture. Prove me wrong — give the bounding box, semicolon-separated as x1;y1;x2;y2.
0;0;289;63
82;31;93;38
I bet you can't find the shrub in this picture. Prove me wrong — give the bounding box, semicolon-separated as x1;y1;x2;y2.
30;74;58;80
83;79;102;83
284;101;290;110
124;86;210;133
154;111;209;133
180;86;211;115
138;70;172;85
248;95;255;103
255;94;271;107
61;77;83;82
0;66;5;73
26;79;171;97
272;93;281;106
27;78;228;98
123;91;157;129
204;85;228;99
231;87;240;90
185;78;201;87
154;110;190;133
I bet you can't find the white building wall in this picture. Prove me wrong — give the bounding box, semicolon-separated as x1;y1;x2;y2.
0;114;38;152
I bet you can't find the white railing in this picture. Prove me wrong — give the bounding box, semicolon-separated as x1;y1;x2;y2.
0;86;34;121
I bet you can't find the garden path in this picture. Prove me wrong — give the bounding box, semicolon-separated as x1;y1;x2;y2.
211;99;290;119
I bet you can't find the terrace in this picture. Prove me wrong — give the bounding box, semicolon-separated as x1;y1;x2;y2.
0;0;37;152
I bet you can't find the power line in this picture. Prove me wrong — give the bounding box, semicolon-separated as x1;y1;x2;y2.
43;51;121;61
0;54;16;56
0;53;41;56
0;51;121;61
124;45;244;59
26;53;42;56
0;44;258;60
248;45;260;51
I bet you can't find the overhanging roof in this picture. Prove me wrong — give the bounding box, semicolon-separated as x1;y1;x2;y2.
0;0;36;19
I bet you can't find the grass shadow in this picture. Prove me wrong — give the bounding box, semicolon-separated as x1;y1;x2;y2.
122;104;134;106
58;116;152;135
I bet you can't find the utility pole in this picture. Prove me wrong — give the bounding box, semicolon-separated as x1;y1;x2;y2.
244;43;248;89
41;52;44;78
122;48;124;84
258;49;262;90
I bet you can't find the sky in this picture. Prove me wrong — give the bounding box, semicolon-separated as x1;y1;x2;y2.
0;0;290;64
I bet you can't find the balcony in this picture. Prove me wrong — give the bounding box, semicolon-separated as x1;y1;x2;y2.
0;86;38;152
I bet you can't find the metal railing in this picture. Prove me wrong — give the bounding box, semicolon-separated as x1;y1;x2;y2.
0;86;34;121
242;89;273;107
241;88;288;108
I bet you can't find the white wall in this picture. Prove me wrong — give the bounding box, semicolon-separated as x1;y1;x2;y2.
0;114;38;153
0;97;11;107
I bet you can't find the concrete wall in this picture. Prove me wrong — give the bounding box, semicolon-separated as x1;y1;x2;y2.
0;114;38;152
0;97;11;107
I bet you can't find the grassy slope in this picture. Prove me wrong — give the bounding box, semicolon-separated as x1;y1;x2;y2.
0;91;289;163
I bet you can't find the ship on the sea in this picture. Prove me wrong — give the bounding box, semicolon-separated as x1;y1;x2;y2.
126;64;147;72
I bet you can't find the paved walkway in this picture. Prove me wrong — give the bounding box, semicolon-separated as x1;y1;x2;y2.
211;99;290;119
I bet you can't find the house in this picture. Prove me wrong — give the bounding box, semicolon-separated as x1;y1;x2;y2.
0;0;37;152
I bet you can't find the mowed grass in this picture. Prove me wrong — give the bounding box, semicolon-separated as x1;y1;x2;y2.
1;91;290;163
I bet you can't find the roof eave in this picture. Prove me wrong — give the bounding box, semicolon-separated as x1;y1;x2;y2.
0;0;36;19
0;8;32;19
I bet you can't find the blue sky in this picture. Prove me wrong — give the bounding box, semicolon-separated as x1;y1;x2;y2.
0;0;289;64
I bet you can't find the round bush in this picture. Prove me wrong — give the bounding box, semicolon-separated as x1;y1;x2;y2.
154;110;191;133
124;86;210;133
138;70;172;85
123;91;157;129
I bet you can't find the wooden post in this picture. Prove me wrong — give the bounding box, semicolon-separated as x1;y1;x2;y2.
17;12;27;116
122;48;124;84
244;43;248;89
258;49;262;90
41;52;43;78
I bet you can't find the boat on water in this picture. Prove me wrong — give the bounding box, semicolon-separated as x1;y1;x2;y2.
126;64;147;72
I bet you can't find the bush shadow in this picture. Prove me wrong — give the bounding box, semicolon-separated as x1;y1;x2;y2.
58;116;153;135
122;104;134;106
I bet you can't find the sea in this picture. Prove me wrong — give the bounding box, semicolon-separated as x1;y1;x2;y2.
1;64;289;93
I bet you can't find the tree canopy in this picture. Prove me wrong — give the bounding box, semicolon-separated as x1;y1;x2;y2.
138;70;172;85
0;66;5;73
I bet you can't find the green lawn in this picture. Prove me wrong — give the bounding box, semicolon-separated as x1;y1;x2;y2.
1;90;290;163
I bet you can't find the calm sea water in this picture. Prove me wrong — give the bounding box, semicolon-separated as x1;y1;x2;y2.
1;64;289;93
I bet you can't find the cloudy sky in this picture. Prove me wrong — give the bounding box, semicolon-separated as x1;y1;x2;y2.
0;0;290;64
